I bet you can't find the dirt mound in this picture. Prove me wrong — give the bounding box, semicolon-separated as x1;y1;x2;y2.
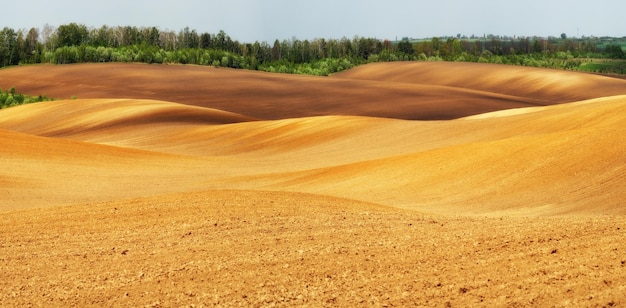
335;61;626;103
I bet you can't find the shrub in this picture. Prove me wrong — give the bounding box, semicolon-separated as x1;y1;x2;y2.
0;87;54;109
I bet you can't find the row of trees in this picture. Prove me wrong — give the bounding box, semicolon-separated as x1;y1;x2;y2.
0;24;382;74
1;24;624;75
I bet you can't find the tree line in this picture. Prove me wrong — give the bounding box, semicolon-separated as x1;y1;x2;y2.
1;23;625;76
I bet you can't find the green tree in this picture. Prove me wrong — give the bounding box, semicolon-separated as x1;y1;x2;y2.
179;27;199;49
271;39;281;61
291;39;303;63
214;30;227;50
431;37;441;53
146;27;160;46
0;27;19;66
397;39;414;55
339;37;353;57
121;26;141;46
302;39;311;63
23;27;41;63
200;33;212;49
605;45;625;59
57;23;89;47
532;39;542;53
90;25;110;47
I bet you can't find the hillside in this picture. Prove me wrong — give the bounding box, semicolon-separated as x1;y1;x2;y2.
334;61;626;103
0;62;597;120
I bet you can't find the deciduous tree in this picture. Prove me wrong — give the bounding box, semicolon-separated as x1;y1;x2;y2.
56;23;89;47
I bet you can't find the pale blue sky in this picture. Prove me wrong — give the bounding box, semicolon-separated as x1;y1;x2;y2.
5;0;625;42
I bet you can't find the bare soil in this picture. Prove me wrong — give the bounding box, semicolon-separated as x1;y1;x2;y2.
2;190;625;307
3;62;612;120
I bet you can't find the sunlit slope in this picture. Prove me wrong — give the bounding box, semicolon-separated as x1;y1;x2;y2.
0;126;249;211
334;62;626;103
256;96;626;215
0;98;256;149
1;95;624;215
0;99;534;159
0;99;417;158
0;97;568;168
0;63;554;120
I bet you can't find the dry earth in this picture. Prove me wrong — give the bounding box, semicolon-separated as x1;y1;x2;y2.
0;62;598;120
1;62;625;306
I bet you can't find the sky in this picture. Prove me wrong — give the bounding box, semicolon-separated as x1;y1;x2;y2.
4;0;625;42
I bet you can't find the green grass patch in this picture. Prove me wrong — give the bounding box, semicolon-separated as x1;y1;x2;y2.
0;87;54;109
578;59;626;74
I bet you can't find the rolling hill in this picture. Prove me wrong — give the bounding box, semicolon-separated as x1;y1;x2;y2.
0;62;592;120
1;62;625;306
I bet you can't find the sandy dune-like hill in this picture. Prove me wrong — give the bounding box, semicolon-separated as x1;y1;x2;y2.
1;62;625;306
1;96;624;214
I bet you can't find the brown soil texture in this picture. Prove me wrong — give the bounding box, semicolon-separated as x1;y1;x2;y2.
4;62;620;120
1;62;625;306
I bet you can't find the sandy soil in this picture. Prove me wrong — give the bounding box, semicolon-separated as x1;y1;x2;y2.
2;190;625;307
1;62;625;306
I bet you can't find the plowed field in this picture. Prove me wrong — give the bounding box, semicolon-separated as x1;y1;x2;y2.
1;62;625;306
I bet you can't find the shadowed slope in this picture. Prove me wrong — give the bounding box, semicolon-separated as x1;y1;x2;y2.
0;63;558;120
335;62;626;103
